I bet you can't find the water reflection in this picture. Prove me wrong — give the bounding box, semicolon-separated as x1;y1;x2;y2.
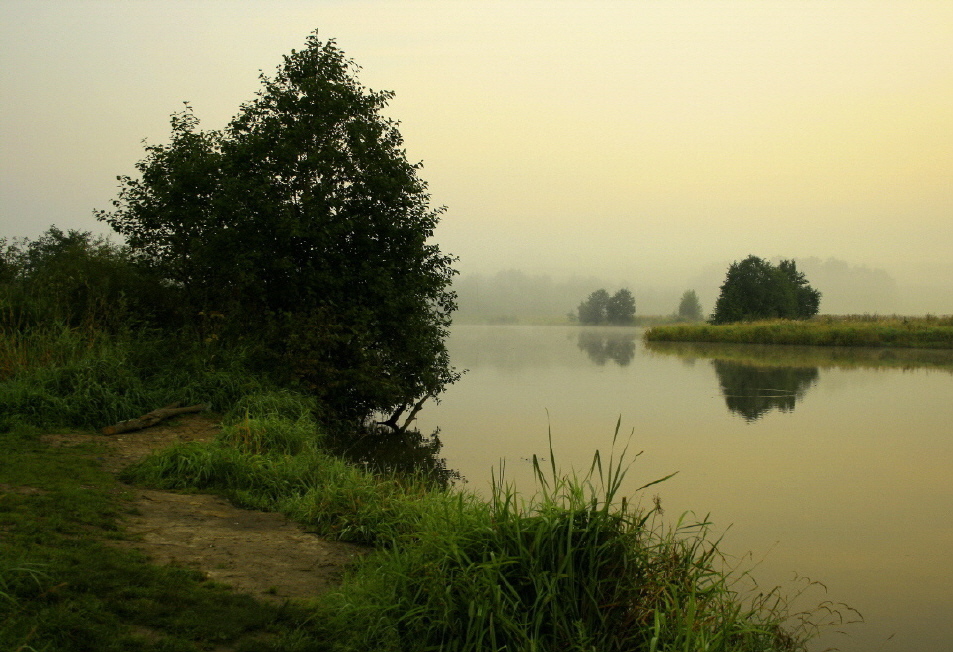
325;426;462;489
712;360;819;422
576;330;638;366
643;339;953;373
420;326;953;652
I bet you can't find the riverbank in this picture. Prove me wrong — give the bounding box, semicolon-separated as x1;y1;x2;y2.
1;325;844;651
644;315;953;349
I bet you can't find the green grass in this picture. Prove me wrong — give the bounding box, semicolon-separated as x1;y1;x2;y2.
304;430;843;652
125;412;842;651
645;315;953;349
0;426;332;652
0;322;278;432
1;323;849;651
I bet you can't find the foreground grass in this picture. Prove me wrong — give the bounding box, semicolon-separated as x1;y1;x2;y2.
0;426;328;652
1;324;845;651
124;406;838;651
2;416;830;652
645;315;953;349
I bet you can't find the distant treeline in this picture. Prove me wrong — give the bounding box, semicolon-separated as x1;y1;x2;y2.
453;255;921;325
453;270;692;324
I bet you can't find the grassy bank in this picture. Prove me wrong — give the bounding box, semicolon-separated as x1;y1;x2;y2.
1;325;845;651
645;315;953;349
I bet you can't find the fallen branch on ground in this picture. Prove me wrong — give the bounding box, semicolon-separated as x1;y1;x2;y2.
101;402;208;435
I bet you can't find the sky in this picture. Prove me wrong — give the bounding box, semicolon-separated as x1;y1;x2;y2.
2;1;951;310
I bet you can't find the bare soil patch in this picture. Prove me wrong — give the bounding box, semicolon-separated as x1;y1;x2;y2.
42;415;367;602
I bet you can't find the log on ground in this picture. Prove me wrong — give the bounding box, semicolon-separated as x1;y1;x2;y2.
102;403;208;436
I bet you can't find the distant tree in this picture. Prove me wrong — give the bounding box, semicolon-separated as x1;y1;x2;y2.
605;288;636;325
778;259;822;319
676;289;703;321
577;288;635;325
98;33;459;425
710;256;821;324
578;289;610;325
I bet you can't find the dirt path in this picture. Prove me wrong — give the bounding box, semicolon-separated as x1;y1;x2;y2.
42;415;367;603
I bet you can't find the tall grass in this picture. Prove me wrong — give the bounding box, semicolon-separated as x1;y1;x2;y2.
312;431;830;651
645;315;953;349
123;393;446;546
0;322;276;432
126;413;831;651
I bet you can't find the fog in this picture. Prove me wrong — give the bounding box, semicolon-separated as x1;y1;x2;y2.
2;1;950;314
452;254;945;322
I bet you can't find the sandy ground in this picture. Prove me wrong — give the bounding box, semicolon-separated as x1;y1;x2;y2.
41;414;368;603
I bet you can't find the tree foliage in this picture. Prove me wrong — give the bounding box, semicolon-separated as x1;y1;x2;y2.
710;256;821;324
676;290;703;322
0;227;169;331
98;33;459;424
577;288;635;325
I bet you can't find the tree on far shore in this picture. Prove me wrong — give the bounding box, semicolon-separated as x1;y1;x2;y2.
577;288;635;325
675;290;703;321
710;256;821;324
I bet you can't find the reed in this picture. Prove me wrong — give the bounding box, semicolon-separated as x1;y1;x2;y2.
645;315;953;349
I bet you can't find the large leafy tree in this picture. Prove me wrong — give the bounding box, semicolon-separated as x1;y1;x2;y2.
98;33;459;425
710;256;821;324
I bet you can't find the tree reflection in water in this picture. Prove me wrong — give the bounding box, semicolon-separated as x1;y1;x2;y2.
712;360;819;422
325;426;462;489
576;330;637;366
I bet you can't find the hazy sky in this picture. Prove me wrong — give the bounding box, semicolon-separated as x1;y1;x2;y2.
2;1;951;300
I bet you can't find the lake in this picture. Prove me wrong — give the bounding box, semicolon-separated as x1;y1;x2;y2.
413;325;953;652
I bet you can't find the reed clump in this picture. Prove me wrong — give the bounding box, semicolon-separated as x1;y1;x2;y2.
645;315;953;349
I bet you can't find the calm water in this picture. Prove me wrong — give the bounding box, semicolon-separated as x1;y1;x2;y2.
414;325;953;652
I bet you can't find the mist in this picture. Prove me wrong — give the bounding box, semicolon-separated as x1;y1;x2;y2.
453;255;949;323
2;1;950;318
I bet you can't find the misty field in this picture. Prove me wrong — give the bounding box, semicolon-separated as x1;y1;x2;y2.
644;315;953;349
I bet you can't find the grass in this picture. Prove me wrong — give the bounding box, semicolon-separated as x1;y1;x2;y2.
305;429;844;652
1;323;848;651
0;426;326;652
644;315;953;349
0;322;277;432
124;413;842;651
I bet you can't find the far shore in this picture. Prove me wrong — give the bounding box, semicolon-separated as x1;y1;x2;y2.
643;315;953;349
